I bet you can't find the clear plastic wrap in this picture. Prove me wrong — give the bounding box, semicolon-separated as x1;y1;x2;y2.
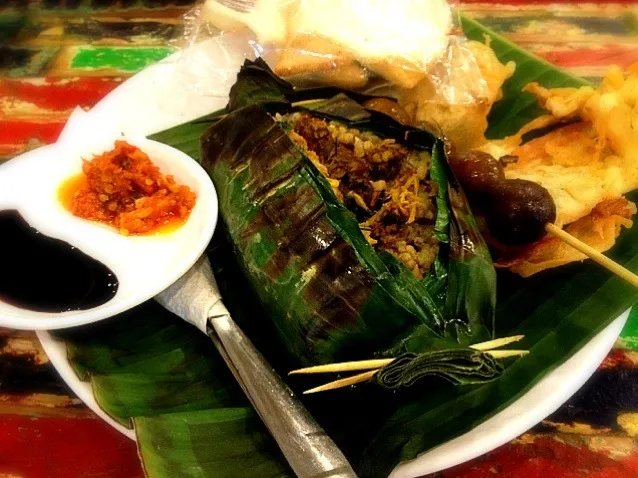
170;5;261;100
174;0;491;107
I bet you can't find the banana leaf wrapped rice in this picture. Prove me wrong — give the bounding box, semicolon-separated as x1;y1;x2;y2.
287;112;439;280
200;59;497;369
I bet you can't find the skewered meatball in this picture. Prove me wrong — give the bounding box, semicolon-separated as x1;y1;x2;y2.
447;151;557;246
448;150;505;196
486;179;557;246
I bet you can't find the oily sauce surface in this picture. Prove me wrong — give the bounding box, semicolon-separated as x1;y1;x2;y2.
60;141;196;236
0;210;118;312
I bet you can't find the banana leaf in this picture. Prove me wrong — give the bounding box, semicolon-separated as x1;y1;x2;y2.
55;15;638;478
135;409;292;478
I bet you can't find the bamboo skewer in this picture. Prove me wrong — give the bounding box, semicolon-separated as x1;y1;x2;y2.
470;335;525;351
484;350;529;359
303;370;378;394
290;359;394;375
545;223;638;288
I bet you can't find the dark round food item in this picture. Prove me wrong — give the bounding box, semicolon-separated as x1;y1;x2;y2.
448;151;505;196
486;179;557;246
362;98;411;125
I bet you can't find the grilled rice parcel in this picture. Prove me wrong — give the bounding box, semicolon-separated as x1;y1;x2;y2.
199;59;497;365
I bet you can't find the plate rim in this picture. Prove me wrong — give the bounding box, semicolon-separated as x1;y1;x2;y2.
37;329;136;440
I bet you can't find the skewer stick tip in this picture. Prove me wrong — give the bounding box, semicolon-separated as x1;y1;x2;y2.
471;335;525;351
302;370;378;394
289;359;393;376
485;349;529;359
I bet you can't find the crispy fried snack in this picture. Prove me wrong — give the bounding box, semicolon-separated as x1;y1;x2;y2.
498;199;636;276
399;40;515;152
488;63;638;276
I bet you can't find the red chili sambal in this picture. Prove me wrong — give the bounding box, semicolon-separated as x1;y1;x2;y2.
59;141;196;235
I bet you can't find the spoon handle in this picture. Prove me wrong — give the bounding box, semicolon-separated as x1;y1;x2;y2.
156;257;357;478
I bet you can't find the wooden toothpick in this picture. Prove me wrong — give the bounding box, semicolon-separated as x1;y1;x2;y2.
471;335;525;351
303;370;378;394
484;350;529;359
289;359;393;375
545;223;638;288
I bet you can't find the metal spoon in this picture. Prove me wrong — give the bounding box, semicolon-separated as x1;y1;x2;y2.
156;255;357;478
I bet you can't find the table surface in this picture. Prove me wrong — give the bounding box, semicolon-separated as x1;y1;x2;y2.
1;1;638;477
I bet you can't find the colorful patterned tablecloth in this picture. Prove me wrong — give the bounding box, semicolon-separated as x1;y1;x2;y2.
1;1;638;477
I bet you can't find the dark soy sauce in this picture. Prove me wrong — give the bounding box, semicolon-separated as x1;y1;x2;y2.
0;210;118;312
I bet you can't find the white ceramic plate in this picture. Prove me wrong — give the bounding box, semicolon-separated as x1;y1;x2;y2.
37;37;631;476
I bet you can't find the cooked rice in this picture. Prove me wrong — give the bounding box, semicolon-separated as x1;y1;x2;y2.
285;112;439;279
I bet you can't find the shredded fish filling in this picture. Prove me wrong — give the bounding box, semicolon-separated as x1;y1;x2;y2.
285;112;439;279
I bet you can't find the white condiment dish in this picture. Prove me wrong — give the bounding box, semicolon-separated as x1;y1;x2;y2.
0;110;217;330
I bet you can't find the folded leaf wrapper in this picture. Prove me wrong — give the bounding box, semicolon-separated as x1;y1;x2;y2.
376;350;503;389
199;58;496;365
176;0;489;105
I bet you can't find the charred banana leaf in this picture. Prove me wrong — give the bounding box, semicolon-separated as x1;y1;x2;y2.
200;59;496;366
